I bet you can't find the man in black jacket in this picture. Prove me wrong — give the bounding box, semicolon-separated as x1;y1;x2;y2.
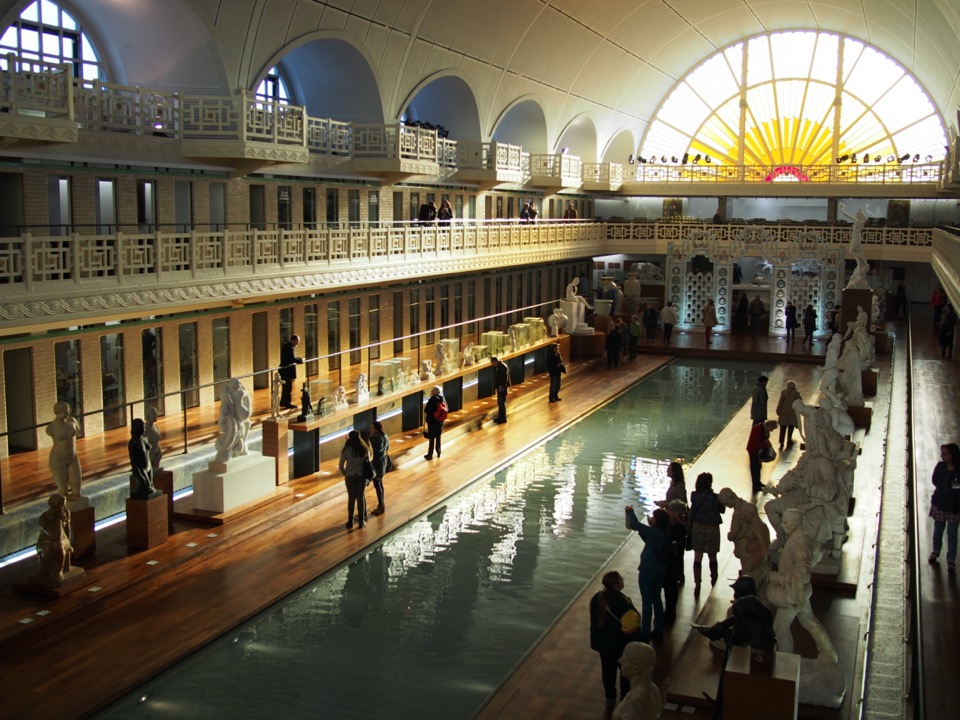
491;357;510;424
279;335;303;410
545;344;565;402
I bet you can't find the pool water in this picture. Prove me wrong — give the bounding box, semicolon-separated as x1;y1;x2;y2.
99;358;771;719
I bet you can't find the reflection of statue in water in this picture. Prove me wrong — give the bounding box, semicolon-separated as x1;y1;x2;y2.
612;642;662;720
269;371;282;420
145;406;163;472
128;418;159;499
839;203;871;290
548;307;568;336
765;509;839;663
46;402;83;502
719;488;771;593
34;493;74;586
214;378;251;463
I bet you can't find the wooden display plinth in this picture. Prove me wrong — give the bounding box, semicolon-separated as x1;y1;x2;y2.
15;567;91;598
70;505;96;560
261;419;290;485
126;494;169;549
723;647;800;720
570;331;605;360
153;469;175;527
861;368;878;396
872;331;890;355
593;316;614;334
174;486;292;526
846;403;872;431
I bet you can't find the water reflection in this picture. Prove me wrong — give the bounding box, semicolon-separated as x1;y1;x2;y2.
100;359;771;720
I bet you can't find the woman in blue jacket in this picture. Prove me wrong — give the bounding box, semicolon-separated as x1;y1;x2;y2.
624;506;671;639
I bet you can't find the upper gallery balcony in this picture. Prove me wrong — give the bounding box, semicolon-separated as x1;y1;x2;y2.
0;55;78;146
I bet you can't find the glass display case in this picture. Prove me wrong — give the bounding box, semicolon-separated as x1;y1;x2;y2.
523;317;547;344
438;338;461;373
509;323;531;350
308;378;334;415
480;331;507;356
370;357;411;395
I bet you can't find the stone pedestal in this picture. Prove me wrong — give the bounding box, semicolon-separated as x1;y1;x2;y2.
723;647;800;720
861;368;878;396
192;454;277;513
70;505;96;560
261;419;289;485
126;494;168;549
560;300;593;334
15;566;89;598
872;331;890;355
846;403;872;431
570;331;605;360
154;468;175;527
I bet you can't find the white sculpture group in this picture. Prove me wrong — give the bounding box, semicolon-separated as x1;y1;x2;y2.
214;378;251;463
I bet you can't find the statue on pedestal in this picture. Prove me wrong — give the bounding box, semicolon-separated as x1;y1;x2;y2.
548;307;568;337
419;360;436;382
334;385;349;410
622;271;643;316
434;343;447;375
612;642;661;720
298;382;314;423
356;373;369;402
46;402;83;505
128;418;159;499
719;488;771;593
565;277;593;327
377;376;385;396
839;203;871;290
269;371;282;421
214;378;252;463
145;406;163;473
838;342;864;406
765;509;839;663
33;493;74;587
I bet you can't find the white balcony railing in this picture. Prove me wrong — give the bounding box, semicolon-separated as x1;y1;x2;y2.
582;162;624;185
0;53;73;118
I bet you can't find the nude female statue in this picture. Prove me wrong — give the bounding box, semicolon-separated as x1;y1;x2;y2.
46;401;82;501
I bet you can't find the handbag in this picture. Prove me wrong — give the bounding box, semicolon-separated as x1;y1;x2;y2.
608;606;641;635
362;459;375;482
386;454;394;473
422;426;431;439
760;445;777;463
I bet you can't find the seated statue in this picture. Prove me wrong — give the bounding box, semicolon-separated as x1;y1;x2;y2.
419;360;436;382
565;277;593;326
34;493;74;586
765;509;839;663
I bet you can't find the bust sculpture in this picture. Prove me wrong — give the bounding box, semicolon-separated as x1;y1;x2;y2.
214;378;251;463
548;307;569;337
765;509;839;662
33;493;74;587
334;385;348;409
128;418;159;500
145;406;163;473
46;401;83;503
612;642;662;720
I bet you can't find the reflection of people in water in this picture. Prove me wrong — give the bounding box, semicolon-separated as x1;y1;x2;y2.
46;402;82;500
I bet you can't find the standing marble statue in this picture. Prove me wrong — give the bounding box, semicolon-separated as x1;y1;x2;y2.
818;335;845;408
612;642;662;720
435;343;447;375
214;378;252;463
837;342;864;406
719;488;771;593
269;371;283;420
622;271;643;316
765;509;839;663
548;307;568;337
128;418;159;499
46;401;83;503
839;203;871;290
33;493;74;586
356;372;369;402
145;406;163;472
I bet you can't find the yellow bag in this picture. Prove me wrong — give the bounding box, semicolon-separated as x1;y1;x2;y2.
618;608;642;634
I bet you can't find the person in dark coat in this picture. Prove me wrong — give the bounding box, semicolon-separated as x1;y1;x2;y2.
369;420;390;516
423;385;446;460
750;375;769;424
278;335;303;409
546;343;565;402
928;442;960;574
662;499;688;624
642;305;658;341
625;506;671;639
606;326;623;369
589;570;641;709
939;304;956;359
802;304;817;349
491;357;510;424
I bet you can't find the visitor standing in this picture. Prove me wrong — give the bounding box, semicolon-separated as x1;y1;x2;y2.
660;302;678;345
928;443;960;574
750;375;769;424
643;305;658;341
423;385;447;459
775;381;801;448
589;571;640;709
702;299;717;345
784;301;798;342
628;315;642;359
802;304;817;349
491;357;510;424
369;420;389;516
546;343;565;402
931;283;946;325
939;305;956;359
687;473;725;594
278;334;303;410
339;430;372;530
747;420;778;494
624;506;670;640
749;295;765;336
606;325;623;369
437;199;453;227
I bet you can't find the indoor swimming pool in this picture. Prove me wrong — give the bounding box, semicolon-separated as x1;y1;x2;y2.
100;358;772;719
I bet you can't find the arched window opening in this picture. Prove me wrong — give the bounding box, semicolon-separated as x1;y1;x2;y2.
0;0;102;80
255;66;290;105
642;31;947;167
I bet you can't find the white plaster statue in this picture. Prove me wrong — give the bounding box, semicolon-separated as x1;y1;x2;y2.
719;488;771;595
565;277;593;326
837;342;864;406
548;307;569;336
408;369;421;387
765;509;839;663
822;333;842;370
419;359;436;382
46;402;83;504
356;373;369;402
434;343;447;375
612;642;662;720
622;272;643;315
269;370;282;421
843;305;868;341
508;325;519;352
839;203;871;290
145;406;163;473
817;396;855;438
33;493;75;587
871;293;883;325
334;385;349;410
214;378;251;463
462;341;476;367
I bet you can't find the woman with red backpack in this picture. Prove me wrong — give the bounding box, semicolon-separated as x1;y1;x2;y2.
424;385;448;460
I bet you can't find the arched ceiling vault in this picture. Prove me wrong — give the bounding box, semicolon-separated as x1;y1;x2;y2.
3;1;956;145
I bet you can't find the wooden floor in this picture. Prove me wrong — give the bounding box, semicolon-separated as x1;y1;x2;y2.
0;313;950;719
